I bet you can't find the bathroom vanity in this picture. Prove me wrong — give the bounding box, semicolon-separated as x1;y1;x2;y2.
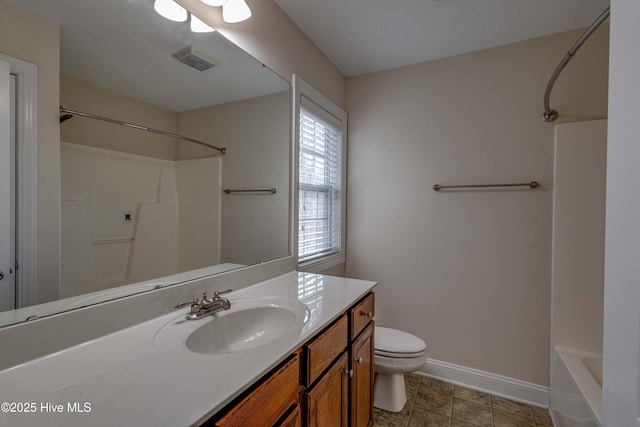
0;272;376;427
212;291;374;427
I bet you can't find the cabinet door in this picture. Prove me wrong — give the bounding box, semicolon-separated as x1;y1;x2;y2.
305;353;349;427
351;322;374;427
277;404;301;427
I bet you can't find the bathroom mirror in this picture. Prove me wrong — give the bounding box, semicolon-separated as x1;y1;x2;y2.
0;0;291;327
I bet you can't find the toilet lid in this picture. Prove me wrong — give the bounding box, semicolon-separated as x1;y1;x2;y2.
375;327;426;354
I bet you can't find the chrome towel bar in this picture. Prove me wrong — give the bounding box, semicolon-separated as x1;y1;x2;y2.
223;188;277;194
92;237;135;245
432;181;539;191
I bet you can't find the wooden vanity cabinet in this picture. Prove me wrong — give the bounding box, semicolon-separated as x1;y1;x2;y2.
205;292;375;427
303;313;349;427
278;404;302;427
350;322;374;427
350;292;375;339
304;292;375;427
305;315;348;386
212;353;301;427
305;352;349;427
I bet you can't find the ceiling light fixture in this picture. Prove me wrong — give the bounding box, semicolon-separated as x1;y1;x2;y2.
190;14;215;33
153;0;188;22
222;0;252;23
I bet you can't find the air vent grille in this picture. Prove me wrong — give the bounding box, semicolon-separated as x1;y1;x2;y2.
171;45;221;71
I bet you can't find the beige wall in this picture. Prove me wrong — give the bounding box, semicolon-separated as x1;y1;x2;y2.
61;75;177;160
0;0;60;303
345;27;609;386
177;92;290;265
177;0;346;109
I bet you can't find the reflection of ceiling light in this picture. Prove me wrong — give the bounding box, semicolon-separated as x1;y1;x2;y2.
153;0;249;31
222;0;252;23
201;0;228;6
154;0;188;22
190;14;215;33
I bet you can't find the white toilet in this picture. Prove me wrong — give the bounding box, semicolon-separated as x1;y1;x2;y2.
374;326;427;412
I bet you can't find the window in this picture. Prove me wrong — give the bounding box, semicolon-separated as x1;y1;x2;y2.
294;76;346;271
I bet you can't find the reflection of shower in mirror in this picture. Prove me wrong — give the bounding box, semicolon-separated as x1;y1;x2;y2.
61;142;221;298
0;0;291;327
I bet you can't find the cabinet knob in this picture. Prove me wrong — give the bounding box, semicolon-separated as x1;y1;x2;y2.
361;311;373;319
355;356;363;365
345;369;354;378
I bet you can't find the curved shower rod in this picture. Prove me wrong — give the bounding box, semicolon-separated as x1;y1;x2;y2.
542;6;610;122
59;106;226;155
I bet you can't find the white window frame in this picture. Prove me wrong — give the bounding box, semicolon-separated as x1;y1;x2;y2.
293;75;347;273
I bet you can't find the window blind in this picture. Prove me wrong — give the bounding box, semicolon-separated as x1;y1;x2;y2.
298;104;343;263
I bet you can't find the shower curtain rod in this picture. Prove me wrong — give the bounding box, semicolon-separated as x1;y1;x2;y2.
542;6;610;122
59;106;226;155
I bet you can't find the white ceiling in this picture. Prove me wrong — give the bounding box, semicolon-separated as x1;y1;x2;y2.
12;0;288;112
274;0;610;77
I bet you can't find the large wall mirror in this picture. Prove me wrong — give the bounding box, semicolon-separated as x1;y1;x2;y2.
0;0;291;327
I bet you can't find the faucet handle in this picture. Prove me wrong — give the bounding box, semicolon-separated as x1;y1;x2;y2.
213;289;232;299
174;298;198;309
200;290;231;304
174;298;200;314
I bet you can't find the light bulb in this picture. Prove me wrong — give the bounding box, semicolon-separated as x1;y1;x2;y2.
154;0;188;22
222;0;251;23
201;0;228;6
190;14;215;33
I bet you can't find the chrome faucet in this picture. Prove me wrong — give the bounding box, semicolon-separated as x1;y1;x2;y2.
174;290;232;320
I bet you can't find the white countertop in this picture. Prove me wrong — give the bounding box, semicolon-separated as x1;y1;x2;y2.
0;263;246;327
0;272;376;427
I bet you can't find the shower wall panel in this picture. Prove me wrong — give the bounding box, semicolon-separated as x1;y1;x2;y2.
551;119;607;354
60;142;220;297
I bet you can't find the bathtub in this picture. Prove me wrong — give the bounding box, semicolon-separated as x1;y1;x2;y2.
550;346;602;427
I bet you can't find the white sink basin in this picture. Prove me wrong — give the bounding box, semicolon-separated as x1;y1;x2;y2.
186;306;298;354
154;297;309;357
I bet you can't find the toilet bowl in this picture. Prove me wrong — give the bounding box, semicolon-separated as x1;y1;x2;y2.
374;326;427;412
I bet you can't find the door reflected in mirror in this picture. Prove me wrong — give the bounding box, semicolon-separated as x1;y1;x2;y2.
0;0;291;327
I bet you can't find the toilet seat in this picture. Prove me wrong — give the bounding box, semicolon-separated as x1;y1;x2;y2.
375;348;427;358
375;327;426;357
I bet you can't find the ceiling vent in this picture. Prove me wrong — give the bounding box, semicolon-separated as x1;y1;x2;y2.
171;45;221;71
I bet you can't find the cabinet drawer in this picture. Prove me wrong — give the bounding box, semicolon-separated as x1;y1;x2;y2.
350;293;375;339
305;315;348;386
216;354;301;427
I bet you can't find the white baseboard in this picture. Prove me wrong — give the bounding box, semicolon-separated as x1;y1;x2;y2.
418;358;550;408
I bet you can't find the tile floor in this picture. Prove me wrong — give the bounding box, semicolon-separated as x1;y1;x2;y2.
374;374;554;427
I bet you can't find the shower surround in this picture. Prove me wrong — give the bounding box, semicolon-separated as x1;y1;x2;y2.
61;142;221;298
550;120;607;426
